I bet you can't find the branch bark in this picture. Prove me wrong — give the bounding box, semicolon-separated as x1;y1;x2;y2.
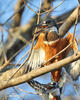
58;5;80;37
0;51;80;90
11;0;24;27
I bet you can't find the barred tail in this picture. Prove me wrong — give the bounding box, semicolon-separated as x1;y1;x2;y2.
28;80;47;93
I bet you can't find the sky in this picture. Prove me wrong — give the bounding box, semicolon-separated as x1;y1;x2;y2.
0;0;80;100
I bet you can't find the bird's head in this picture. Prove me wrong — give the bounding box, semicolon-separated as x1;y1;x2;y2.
36;18;58;32
36;18;59;41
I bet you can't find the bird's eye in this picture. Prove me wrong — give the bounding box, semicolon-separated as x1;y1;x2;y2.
53;82;57;86
43;20;46;24
46;20;52;24
43;20;52;24
51;81;58;86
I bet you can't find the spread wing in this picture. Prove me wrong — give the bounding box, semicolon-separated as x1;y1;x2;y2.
24;48;45;73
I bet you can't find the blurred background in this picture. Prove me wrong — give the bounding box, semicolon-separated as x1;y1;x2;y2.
0;0;80;100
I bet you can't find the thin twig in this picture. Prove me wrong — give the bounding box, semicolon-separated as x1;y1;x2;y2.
15;86;40;95
1;4;25;25
0;44;27;71
41;0;64;15
10;31;29;44
38;0;42;24
43;43;72;66
1;25;7;63
12;87;24;100
27;0;39;9
1;90;7;100
34;0;42;33
9;63;21;66
11;49;30;68
23;0;38;15
71;6;79;96
72;6;79;42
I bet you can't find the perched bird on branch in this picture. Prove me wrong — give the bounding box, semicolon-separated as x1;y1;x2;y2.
28;65;80;100
24;17;78;82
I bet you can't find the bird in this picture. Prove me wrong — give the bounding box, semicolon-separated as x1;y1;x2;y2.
28;79;61;100
24;17;78;82
28;66;80;100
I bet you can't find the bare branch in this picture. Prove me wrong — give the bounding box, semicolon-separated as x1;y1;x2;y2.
59;5;80;37
0;51;80;90
11;0;24;27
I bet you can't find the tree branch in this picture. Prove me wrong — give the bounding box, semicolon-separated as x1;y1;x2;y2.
0;51;80;90
11;0;24;27
58;5;80;37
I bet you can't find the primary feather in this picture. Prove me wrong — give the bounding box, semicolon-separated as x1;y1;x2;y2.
24;48;45;73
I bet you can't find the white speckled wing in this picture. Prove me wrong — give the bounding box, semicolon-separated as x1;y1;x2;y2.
24;48;45;73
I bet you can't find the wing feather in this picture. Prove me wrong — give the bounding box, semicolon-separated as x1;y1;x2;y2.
24;48;45;73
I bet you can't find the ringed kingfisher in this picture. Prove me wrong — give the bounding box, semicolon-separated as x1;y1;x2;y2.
24;17;78;82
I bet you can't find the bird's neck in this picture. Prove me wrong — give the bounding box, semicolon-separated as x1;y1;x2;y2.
47;26;58;33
